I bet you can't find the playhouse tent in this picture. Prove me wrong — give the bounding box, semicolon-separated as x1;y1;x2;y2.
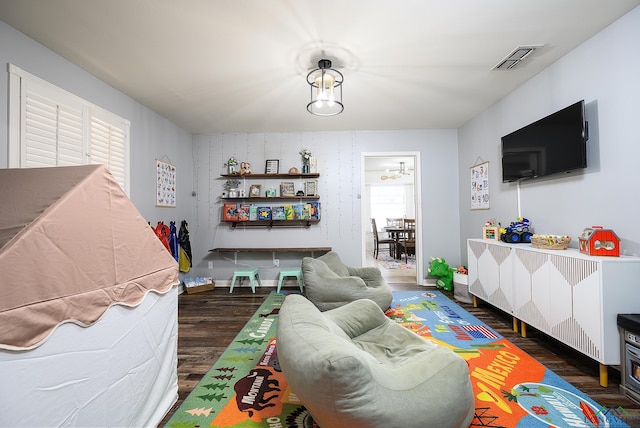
0;164;180;427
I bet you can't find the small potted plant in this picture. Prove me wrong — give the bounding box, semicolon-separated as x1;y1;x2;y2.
223;178;241;198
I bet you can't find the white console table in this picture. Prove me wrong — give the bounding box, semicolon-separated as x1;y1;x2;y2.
467;238;640;387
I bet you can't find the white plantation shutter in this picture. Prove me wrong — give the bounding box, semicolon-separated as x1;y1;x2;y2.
23;89;84;168
90;116;127;189
9;64;130;194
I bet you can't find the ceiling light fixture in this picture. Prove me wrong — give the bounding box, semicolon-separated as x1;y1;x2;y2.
380;162;411;180
307;59;344;116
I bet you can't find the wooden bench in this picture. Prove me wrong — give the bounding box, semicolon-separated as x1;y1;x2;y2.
210;247;332;264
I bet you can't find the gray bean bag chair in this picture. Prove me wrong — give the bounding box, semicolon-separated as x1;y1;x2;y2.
276;294;475;428
301;251;392;311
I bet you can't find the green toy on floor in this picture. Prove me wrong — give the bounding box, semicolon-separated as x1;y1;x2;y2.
428;257;455;291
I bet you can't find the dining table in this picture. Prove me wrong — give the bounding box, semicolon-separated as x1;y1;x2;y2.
383;226;406;259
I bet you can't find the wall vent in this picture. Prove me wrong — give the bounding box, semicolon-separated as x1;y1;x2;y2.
492;45;544;70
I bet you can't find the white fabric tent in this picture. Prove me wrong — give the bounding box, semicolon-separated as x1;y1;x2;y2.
0;165;179;427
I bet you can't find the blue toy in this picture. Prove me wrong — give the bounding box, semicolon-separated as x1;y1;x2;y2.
501;217;533;243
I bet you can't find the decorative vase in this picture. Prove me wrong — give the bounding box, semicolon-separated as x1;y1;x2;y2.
302;164;310;173
228;164;237;175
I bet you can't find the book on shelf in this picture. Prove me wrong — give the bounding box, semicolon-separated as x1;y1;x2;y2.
293;204;303;220
257;206;272;220
249;205;258;221
272;206;286;220
284;204;293;220
223;203;239;221
238;204;250;221
308;201;321;219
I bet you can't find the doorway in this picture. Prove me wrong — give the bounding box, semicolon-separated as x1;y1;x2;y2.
361;152;423;285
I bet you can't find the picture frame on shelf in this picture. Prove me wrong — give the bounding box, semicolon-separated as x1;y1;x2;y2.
304;180;318;196
249;184;262;198
280;182;295;197
265;159;280;174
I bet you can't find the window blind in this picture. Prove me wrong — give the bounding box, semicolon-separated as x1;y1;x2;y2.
9;64;130;194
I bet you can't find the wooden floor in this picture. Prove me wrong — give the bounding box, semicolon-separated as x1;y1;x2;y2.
159;283;640;427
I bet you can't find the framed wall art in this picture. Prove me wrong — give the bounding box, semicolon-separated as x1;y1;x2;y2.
265;159;279;174
249;184;262;198
304;180;318;196
470;161;490;210
280;182;295;197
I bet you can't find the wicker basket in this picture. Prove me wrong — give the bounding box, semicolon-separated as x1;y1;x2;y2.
531;234;571;250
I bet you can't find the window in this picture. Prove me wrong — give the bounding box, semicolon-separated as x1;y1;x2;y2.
8;64;130;194
370;184;406;229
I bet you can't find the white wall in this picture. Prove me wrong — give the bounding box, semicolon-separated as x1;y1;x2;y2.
191;129;460;283
457;6;640;262
0;20;194;231
6;5;637;285
0;18;460;286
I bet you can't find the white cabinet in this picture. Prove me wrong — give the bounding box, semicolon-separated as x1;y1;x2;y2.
468;239;640;376
468;239;514;314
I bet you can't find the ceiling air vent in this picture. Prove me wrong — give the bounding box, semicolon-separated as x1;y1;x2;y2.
492;45;543;70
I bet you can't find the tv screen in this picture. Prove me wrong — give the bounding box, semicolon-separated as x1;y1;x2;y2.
501;100;588;182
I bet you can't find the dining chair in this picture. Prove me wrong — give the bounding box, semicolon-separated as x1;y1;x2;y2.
371;218;395;259
398;218;416;263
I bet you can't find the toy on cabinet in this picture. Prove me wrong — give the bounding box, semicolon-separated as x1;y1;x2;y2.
579;226;620;257
500;217;533;244
483;219;500;241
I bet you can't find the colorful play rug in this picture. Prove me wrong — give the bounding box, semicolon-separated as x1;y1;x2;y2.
164;291;629;428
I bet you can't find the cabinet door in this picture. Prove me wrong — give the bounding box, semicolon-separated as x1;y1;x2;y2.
468;240;513;314
550;255;601;361
513;248;553;333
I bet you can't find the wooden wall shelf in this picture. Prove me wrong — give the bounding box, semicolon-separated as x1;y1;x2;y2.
220;172;320;228
224;220;319;229
221;196;320;201
210;246;331;253
221;173;319;179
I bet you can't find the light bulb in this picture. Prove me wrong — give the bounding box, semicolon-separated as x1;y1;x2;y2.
326;91;335;107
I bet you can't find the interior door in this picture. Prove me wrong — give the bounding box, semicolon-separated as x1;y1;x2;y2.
361;152;423;284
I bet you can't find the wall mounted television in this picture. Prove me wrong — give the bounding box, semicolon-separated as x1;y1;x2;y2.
501;100;588;182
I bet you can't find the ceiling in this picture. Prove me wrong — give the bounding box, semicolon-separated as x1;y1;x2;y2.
1;1;638;135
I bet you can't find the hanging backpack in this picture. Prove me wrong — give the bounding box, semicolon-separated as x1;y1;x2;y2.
154;221;171;252
178;220;193;269
168;221;179;262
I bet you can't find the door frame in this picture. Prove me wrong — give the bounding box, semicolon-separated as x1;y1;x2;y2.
361;151;424;284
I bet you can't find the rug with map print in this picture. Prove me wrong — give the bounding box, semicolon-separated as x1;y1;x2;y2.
164;290;628;428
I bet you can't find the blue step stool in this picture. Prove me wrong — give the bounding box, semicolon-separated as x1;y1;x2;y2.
230;268;262;293
277;268;304;293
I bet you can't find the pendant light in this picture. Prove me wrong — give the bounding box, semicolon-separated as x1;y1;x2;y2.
306;59;344;116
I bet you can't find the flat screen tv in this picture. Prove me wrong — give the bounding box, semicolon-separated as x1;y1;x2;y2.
501;100;588;182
